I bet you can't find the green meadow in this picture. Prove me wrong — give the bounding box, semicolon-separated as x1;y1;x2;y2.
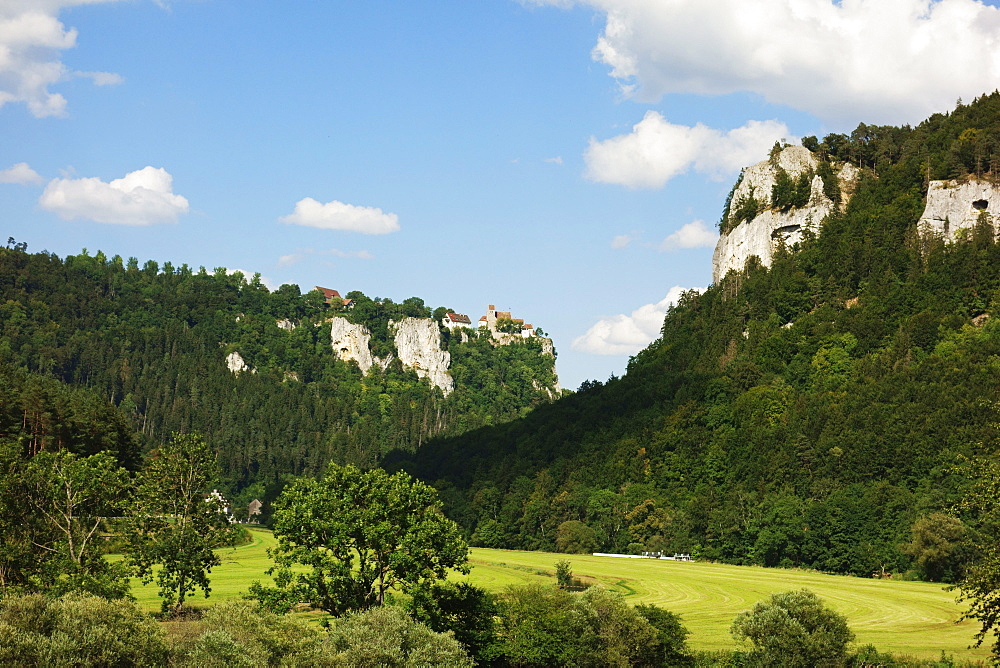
129;528;990;661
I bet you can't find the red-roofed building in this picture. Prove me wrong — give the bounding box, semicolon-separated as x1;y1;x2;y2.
314;286;352;308
315;286;340;302
442;313;473;328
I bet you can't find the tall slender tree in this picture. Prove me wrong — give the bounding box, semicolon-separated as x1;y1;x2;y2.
125;432;230;614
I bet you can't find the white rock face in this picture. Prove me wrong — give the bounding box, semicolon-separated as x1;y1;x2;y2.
712;146;858;283
276;319;298;331
226;351;254;375
391;318;454;396
329;317;376;374
918;179;1000;240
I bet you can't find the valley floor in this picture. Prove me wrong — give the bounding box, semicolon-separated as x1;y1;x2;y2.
127;528;989;661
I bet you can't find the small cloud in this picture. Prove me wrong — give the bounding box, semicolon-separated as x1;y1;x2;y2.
656;220;718;251
76;71;124;86
585;111;790;189
280;198;399;235
0;162;43;185
276;253;303;268
39;166;189;225
572;286;700;356
611;233;638;249
545;156;564;165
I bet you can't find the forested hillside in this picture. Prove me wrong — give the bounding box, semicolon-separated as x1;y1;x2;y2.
0;247;559;507
392;92;1000;580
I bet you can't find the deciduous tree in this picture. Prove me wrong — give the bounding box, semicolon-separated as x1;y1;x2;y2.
125;432;230;615
262;463;468;616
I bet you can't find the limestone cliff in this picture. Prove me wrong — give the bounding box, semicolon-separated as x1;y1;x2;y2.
918;179;1000;239
391;318;454;396
328;314;558;398
329;317;377;375
712;146;858;283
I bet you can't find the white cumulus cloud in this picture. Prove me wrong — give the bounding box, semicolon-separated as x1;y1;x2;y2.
586;112;790;188
572;286;700;356
276;253;303;268
0;1;122;118
611;233;637;249
280;198;400;235
0;162;43;185
657;220;718;251
534;0;1000;125
39;166;190;225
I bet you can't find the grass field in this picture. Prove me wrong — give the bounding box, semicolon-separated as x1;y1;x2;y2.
128;528;991;661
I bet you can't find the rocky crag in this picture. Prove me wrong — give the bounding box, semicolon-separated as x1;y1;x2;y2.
918;179;1000;239
714;145;1000;284
390;317;454;395
326;312;557;397
713;145;858;283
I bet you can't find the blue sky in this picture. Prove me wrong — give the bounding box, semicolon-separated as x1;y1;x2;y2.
4;0;1000;389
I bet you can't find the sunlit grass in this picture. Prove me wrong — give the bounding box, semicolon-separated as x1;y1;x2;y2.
124;526;280;613
125;529;989;661
466;548;989;661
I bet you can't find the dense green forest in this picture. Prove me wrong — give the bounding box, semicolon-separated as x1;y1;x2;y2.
0;247;559;508
9;93;1000;585
391;92;1000;582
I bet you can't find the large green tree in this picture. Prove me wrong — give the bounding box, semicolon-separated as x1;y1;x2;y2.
263;463;468;616
125;432;231;614
20;450;132;598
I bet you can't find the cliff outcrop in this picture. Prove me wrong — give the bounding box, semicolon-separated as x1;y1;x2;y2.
712;146;858;283
391;317;454;396
328;313;557;398
329;317;378;375
918;179;1000;239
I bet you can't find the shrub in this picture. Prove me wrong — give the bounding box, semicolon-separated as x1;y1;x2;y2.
635;603;693;666
327;605;473;667
730;589;854;668
180;599;328;666
0;592;168;667
492;584;677;667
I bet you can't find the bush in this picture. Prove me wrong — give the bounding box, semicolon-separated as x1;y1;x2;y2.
0;592;168;667
492;584;676;667
730;589;854;668
180;599;328;666
327;605;473;667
